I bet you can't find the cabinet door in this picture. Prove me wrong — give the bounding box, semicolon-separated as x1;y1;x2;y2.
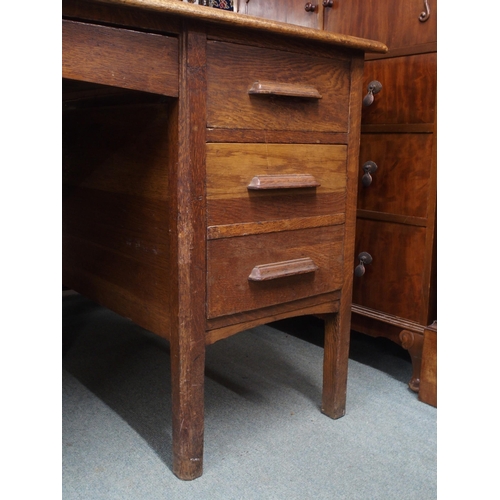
324;0;437;51
242;0;320;29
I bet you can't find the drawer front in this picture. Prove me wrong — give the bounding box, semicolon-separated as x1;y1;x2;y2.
207;226;344;318
352;219;427;322
362;53;436;125
357;133;433;217
206;41;351;132
207;143;347;228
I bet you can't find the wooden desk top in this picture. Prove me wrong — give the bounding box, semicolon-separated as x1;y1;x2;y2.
66;0;387;54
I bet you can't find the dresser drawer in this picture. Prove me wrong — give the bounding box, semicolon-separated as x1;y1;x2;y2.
206;41;351;132
207;226;344;319
362;53;436;125
207;143;347;229
353;219;427;323
357;133;434;217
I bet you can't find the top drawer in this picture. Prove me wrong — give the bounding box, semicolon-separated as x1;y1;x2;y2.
206;41;351;132
362;53;436;125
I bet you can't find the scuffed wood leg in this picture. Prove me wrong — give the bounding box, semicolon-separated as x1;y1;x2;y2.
170;27;208;481
321;312;350;419
399;329;424;392
170;336;206;480
320;52;362;420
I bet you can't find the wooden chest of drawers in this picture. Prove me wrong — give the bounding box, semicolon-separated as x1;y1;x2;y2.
62;0;386;480
352;35;437;394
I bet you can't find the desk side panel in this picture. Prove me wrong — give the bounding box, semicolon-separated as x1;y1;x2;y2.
62;94;177;339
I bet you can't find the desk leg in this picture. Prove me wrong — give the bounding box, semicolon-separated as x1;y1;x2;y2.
170;336;205;480
170;27;208;480
321;312;349;419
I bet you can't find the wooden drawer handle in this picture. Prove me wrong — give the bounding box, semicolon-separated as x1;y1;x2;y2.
248;81;322;99
247;174;321;190
248;257;319;282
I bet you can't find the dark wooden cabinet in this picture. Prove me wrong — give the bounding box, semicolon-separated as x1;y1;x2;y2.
348;5;437;393
240;0;437;392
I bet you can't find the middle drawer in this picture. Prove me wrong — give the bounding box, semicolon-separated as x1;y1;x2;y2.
207;143;348;232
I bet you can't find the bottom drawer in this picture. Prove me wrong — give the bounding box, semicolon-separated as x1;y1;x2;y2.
207;226;344;319
352;218;427;322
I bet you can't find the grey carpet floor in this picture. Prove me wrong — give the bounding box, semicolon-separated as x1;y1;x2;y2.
62;293;437;499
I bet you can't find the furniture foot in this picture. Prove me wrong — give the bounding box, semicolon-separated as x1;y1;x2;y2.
321;312;349;419
399;329;424;392
419;321;437;407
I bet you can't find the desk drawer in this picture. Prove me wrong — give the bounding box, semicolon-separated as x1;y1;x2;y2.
207;143;347;228
207;226;344;318
206;41;350;132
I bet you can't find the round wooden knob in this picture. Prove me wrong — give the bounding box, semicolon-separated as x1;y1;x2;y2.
304;3;317;12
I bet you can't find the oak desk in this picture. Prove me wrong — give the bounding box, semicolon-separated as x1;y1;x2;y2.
62;0;386;480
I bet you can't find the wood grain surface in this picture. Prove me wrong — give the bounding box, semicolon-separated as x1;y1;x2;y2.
206;143;347;227
206;40;351;132
63;20;179;96
361;53;437;125
207;226;344;319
